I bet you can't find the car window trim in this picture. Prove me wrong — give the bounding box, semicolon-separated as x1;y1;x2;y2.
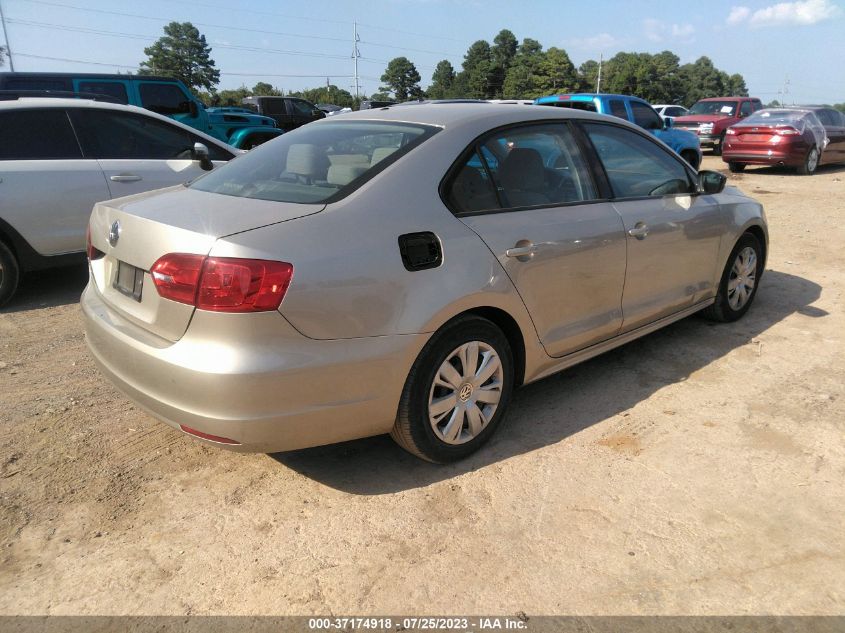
439;119;611;218
573;119;699;201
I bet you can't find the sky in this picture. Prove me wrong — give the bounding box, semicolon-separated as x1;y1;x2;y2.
1;0;843;104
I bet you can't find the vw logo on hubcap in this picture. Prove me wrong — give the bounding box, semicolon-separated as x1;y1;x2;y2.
459;383;473;402
108;220;121;247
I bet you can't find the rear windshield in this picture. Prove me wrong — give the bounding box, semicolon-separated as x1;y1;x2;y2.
742;110;809;125
688;100;737;116
190;121;439;204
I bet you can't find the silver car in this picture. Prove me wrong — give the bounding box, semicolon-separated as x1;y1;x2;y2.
82;104;767;463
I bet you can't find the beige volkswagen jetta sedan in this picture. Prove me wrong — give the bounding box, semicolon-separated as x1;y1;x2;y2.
82;103;767;463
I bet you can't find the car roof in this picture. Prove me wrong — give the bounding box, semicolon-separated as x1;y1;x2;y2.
0;71;179;83
309;101;632;131
0;97;236;152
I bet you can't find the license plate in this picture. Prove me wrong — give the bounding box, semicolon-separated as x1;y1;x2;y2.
113;260;144;301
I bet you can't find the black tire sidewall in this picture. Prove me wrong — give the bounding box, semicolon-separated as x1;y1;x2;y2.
0;241;20;308
405;318;514;463
714;233;763;321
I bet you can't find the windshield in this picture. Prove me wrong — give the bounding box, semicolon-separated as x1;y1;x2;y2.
190;121;438;204
742;109;809;126
688;100;737;116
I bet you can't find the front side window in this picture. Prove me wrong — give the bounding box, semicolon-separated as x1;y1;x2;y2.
446;123;597;213
70;109;199;159
190;121;437;204
139;83;192;115
630;101;663;130
583;123;693;198
667;107;687;117
0;109;82;160
259;99;286;115
78;81;129;104
608;100;628;119
290;100;315;117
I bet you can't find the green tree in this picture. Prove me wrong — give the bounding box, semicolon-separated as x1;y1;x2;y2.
726;73;748;96
139;22;220;94
290;85;356;108
535;47;578;95
380;57;423;101
490;29;518;98
252;81;282;96
577;59;600;92
833;103;845;114
461;40;496;99
0;46;6;68
428;60;456;99
215;85;251;106
502;38;544;98
678;56;727;106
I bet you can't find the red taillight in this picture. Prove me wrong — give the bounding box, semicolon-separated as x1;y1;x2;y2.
775;126;800;136
179;424;240;445
725;128;737;135
86;226;104;261
150;253;293;312
151;253;205;305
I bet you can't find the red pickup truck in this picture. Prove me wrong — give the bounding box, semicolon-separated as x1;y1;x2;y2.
673;97;763;155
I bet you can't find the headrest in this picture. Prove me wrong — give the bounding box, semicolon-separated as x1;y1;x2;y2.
370;146;398;165
499;148;545;190
327;164;368;186
286;144;329;177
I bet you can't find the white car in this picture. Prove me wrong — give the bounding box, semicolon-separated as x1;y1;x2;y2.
653;104;690;122
0;97;237;305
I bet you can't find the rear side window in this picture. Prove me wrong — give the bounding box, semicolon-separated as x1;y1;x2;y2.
2;77;70;91
583;123;693;198
666;107;686;117
608;100;628;119
259;99;286;115
446;123;598;213
0;109;82;160
190;121;437;204
537;100;598;112
139;83;192;115
630;101;663;130
78;81;129;104
739;101;753;117
815;109;839;127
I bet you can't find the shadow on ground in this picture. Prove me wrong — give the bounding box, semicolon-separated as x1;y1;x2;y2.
272;270;824;494
2;264;88;314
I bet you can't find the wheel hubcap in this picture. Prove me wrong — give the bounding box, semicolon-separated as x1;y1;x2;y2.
808;149;819;172
727;246;757;311
428;341;504;445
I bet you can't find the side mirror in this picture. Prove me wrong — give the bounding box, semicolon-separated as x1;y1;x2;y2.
189;101;199;117
193;142;214;171
699;170;727;194
663;116;673;128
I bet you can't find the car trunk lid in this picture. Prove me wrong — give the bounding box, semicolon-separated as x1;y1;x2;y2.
88;186;322;342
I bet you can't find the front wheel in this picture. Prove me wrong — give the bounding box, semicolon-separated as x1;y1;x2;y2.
702;232;763;322
0;241;21;308
391;316;514;463
728;162;746;173
796;145;819;175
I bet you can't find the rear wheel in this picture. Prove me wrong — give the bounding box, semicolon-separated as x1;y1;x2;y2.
391;316;514;463
728;162;746;173
796;145;819;175
0;241;21;308
702;232;763;323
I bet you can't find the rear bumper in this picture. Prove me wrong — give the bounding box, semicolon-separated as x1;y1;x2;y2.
82;281;427;453
721;146;805;166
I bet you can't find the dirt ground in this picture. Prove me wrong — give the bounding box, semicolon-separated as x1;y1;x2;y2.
1;156;843;616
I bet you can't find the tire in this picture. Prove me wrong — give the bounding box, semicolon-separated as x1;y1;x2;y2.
701;232;763;323
728;162;746;173
0;240;21;308
796;145;819;175
713;132;726;156
681;150;700;171
391;315;514;463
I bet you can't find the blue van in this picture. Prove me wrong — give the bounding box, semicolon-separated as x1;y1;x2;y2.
534;93;702;169
0;72;283;149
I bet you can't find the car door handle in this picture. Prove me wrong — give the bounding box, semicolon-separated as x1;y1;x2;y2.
109;174;142;183
627;223;649;239
505;244;538;258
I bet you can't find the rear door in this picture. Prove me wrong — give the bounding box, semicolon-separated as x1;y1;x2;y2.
68;108;232;198
0;108;110;255
446;122;627;358
580;121;724;332
816;109;845;163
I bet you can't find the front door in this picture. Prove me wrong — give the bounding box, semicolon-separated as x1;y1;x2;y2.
445;122;627;358
581;122;724;332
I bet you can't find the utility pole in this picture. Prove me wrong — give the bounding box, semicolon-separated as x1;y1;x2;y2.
352;21;361;101
0;0;14;71
595;53;602;94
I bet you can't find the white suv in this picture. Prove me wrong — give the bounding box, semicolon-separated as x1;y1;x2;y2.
0;97;237;306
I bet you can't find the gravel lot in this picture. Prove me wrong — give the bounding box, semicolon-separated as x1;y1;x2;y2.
1;156;843;616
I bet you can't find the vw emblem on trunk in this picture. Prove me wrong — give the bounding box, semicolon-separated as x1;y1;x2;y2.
108;220;121;247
